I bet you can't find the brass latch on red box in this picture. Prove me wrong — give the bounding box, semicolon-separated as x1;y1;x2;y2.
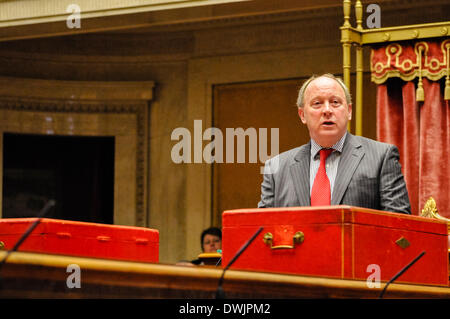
263;231;304;250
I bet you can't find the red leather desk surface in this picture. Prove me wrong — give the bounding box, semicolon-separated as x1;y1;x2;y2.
222;206;448;286
0;218;159;263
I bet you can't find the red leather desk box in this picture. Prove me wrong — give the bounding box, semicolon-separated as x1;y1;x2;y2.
0;218;159;263
222;206;449;286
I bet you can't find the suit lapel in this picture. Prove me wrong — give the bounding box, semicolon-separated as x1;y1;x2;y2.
289;143;311;206
331;133;364;205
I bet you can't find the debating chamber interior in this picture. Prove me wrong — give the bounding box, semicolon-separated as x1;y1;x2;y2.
0;0;449;304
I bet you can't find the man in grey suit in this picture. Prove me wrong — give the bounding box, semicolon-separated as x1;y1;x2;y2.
258;73;411;214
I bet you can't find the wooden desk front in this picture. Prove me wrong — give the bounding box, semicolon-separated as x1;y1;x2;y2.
0;251;448;299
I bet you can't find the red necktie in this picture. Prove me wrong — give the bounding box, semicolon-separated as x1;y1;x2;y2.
311;148;334;206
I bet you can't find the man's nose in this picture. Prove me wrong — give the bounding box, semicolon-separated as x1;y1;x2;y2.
323;102;333;114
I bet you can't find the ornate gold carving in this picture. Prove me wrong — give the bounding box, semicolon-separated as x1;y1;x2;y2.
420;197;450;226
355;0;363;31
342;0;352;28
420;198;450;253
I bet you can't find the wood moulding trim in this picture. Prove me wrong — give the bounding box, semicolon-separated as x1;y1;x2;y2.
0;1;342;43
1;0;448;43
0;77;154;227
0;77;154;101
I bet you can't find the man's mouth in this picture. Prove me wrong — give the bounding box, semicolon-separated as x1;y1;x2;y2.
322;121;335;126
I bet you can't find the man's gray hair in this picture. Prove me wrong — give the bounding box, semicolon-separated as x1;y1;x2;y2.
296;73;352;108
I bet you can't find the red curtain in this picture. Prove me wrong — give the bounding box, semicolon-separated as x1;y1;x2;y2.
377;78;450;217
373;39;450;217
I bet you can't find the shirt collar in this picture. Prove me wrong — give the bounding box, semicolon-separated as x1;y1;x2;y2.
310;131;347;159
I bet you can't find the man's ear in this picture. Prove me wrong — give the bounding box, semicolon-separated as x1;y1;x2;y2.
347;103;352;121
298;107;307;124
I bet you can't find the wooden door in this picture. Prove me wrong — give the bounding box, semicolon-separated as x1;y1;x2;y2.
212;79;311;226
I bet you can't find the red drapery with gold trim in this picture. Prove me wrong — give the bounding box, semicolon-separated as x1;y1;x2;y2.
372;39;450;217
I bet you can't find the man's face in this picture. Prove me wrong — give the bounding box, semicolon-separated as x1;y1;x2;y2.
298;76;352;148
202;234;222;253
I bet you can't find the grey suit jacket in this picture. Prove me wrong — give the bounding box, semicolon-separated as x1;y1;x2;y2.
258;133;411;214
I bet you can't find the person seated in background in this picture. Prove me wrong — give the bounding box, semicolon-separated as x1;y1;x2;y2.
199;227;222;254
176;227;222;266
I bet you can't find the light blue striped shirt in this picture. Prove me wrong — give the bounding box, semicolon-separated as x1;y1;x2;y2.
309;132;347;201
